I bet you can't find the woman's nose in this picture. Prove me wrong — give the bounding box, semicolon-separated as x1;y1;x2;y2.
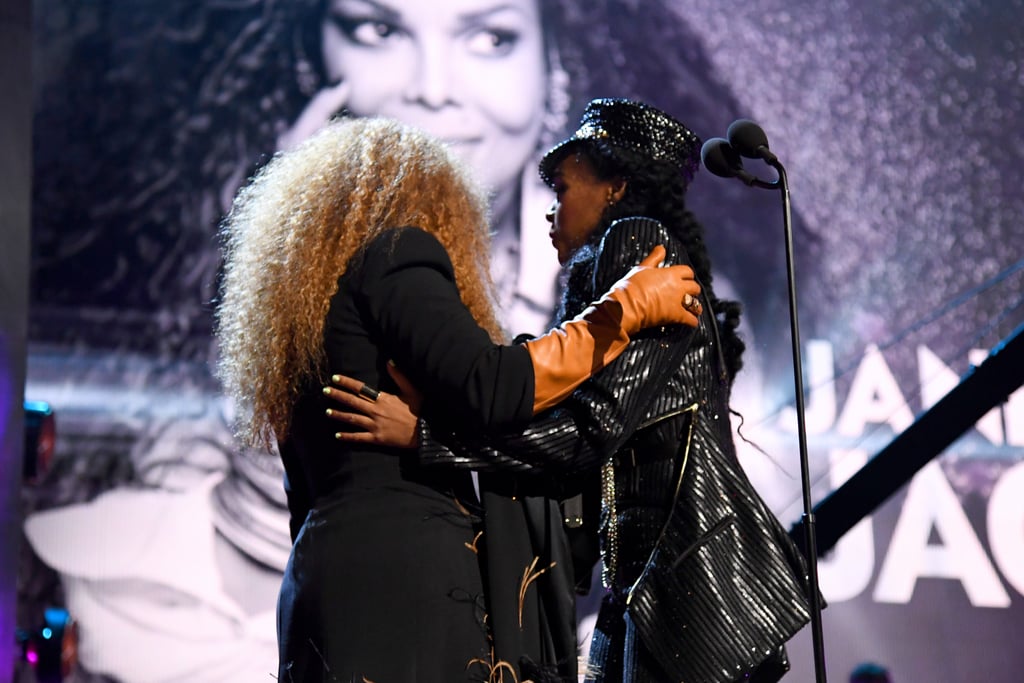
404;41;454;109
545;201;556;224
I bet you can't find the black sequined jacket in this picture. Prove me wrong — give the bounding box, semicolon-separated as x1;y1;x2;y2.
420;217;813;683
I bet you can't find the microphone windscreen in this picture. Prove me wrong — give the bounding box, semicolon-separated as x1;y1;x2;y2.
727;119;771;159
701;138;743;179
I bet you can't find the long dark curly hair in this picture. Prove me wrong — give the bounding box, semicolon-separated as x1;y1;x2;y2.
555;145;746;381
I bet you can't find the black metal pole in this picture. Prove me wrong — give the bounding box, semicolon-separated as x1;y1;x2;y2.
702;128;829;680
770;159;827;683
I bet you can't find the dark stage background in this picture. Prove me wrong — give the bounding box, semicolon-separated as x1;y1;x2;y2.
3;0;32;678
15;1;1024;681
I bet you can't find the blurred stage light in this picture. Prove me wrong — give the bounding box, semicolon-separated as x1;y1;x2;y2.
16;607;77;683
23;401;55;484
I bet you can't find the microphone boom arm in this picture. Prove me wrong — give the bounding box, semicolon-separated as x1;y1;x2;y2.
708;134;829;682
772;158;828;683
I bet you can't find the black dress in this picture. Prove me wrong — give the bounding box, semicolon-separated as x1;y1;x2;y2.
276;227;536;683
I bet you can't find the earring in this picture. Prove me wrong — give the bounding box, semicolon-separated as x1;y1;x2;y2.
541;47;571;148
295;57;320;98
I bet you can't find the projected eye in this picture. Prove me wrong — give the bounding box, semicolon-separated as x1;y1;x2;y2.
330;15;401;47
465;28;521;57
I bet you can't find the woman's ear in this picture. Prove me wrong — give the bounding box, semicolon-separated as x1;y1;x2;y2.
609;177;627;204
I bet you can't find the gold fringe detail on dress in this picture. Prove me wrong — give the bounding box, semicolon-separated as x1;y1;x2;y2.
467;647;535;683
465;530;484;554
518;557;556;628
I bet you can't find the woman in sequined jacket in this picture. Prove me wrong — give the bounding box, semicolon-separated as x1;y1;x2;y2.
328;99;814;683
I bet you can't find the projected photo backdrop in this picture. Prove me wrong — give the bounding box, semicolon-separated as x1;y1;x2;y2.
21;1;1024;681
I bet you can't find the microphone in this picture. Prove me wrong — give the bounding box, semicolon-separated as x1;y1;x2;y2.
705;120;828;683
726;118;778;164
700;137;759;186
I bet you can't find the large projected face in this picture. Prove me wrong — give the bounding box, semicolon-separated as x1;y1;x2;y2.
320;0;547;193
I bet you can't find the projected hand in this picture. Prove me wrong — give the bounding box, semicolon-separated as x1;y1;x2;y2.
276;80;351;152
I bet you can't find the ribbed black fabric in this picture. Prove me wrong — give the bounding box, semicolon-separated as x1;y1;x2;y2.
420;217;814;683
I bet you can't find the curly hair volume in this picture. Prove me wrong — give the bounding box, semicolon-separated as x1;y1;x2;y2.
216;117;504;448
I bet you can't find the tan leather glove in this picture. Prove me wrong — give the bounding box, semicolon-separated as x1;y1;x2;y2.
525;245;702;414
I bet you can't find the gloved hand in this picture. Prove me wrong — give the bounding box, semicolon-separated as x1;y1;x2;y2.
525;245;702;413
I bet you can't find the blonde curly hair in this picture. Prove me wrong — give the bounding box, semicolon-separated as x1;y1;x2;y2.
216;117;504;448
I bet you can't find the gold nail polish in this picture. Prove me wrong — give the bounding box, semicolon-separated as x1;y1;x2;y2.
325;409;333;416
331;374;341;383
322;387;331;395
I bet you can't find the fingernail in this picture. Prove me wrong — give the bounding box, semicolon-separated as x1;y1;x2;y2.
325;409;333;416
387;359;396;367
322;387;331;395
334;432;343;440
331;374;341;383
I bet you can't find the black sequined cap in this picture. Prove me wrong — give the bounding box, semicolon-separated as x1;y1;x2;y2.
539;98;702;189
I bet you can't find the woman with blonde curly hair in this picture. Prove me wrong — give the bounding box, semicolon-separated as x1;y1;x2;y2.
215;116;702;682
325;100;815;683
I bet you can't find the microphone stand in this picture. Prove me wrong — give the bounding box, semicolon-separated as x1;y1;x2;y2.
765;157;828;683
702;131;827;681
